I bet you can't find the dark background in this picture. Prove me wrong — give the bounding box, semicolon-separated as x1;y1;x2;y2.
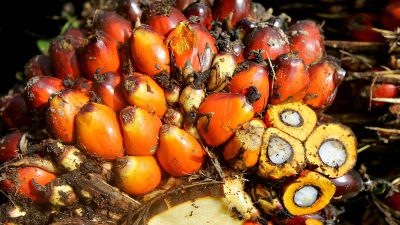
0;1;71;94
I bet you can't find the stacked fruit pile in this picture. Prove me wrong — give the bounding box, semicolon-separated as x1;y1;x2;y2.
0;0;363;224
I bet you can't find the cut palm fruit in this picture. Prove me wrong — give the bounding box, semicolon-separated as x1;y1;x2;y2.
223;119;266;171
305;123;357;178
282;171;336;216
258;128;306;180
131;181;256;225
265;102;317;141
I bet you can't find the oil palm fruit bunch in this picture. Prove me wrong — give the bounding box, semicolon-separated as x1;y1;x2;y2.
0;0;363;224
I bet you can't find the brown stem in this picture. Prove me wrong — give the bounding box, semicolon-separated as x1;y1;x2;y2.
345;70;400;84
325;40;386;53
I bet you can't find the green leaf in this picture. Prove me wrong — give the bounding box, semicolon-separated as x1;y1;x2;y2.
60;17;80;35
37;39;50;55
15;71;24;81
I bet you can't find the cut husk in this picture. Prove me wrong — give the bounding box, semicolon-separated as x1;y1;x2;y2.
305;123;357;178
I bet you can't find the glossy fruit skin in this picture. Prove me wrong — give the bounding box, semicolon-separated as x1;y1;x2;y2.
304;57;345;109
130;25;170;76
270;54;310;104
346;13;385;42
175;0;197;10
1;167;56;203
49;36;82;80
212;0;253;29
118;0;142;22
24;55;53;79
76;102;124;160
244;26;290;61
384;190;400;211
142;2;187;36
371;84;398;108
0;130;22;162
1;94;32;129
115;156;161;196
184;2;213;29
166;21;217;81
197;93;254;146
47;89;90;143
157;125;205;176
94;72;127;112
120;106;162;156
93;10;132;44
25;76;65;110
229;62;269;113
289;20;324;65
78;31;120;81
123;72;167;117
382;1;400;30
330;169;363;201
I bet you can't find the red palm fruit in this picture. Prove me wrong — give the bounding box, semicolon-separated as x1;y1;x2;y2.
330;169;364;201
49;36;81;80
72;77;94;97
1;167;56;203
130;24;170;76
270;54;310;104
304;57;346;109
123;72;167;117
76;102;124;160
166;21;217;82
346;13;385;42
118;0;142;22
157;125;205;176
175;0;197;11
229;61;269;113
93;10;132;44
197;93;254;147
24;55;53;79
284;214;326;225
62;28;87;45
184;2;213;29
235;18;257;39
25;76;65;110
212;0;253;29
244;26;290;61
382;1;400;30
142;1;186;36
1;94;32;129
0;130;23;162
289;20;324;65
119;106;162;156
93;72;127;112
47;89;89;143
78;31;120;80
371;84;399;108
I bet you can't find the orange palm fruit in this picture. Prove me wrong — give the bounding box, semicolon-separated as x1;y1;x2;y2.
78;31;120;80
157;125;205;176
165;21;217;82
25;76;65;110
229;61;269;113
197;93;255;147
142;1;186;36
76;102;124;160
47;89;90;143
223;119;266;170
1;167;56;203
115;156;161;196
93;71;127;112
72;77;94;97
93;10;132;44
123;72;167;117
130;24;170;76
270;53;310;104
119;106;162;156
304;57;345;109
